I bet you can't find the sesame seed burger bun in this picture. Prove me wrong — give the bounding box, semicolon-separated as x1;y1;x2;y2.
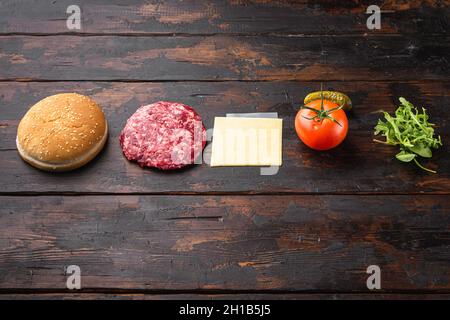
16;93;108;172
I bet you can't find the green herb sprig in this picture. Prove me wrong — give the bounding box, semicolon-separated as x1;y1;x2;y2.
374;97;442;173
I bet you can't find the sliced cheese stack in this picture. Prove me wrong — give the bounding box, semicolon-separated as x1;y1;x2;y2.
210;116;283;167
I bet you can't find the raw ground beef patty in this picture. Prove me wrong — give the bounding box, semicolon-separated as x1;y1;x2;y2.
119;101;206;170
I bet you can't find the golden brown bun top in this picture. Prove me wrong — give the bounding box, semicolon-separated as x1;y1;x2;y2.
17;93;107;164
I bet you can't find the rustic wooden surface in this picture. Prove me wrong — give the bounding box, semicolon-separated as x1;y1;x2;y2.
0;0;449;300
1;0;448;35
1;81;449;194
1;35;449;81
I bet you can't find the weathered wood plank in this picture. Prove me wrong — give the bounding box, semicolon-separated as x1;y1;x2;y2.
0;81;449;194
0;195;449;291
0;0;448;35
0;35;448;81
1;293;450;300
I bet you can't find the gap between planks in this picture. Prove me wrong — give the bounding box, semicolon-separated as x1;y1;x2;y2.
0;288;450;295
1;79;449;84
2;32;448;37
1;192;449;196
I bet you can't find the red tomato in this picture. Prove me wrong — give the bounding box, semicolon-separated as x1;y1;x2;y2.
295;99;348;151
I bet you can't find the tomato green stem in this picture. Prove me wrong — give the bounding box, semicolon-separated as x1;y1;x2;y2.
300;102;344;126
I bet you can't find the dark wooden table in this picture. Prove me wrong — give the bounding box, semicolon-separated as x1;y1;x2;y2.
0;0;449;300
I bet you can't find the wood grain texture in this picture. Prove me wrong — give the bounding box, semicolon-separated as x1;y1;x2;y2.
0;35;449;81
1;293;450;300
1;0;449;300
1;81;449;194
0;0;449;35
0;195;449;291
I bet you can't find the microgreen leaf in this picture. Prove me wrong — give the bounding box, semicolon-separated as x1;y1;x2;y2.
409;143;432;158
374;97;442;173
396;151;415;162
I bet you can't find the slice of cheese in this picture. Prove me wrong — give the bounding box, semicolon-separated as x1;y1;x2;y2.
210;117;283;167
